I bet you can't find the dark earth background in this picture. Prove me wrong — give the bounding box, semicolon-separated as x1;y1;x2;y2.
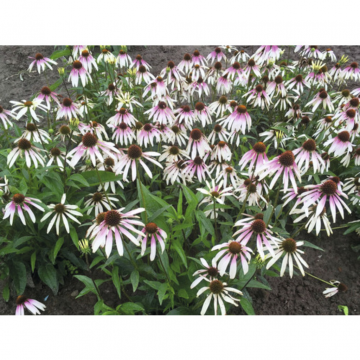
0;45;360;315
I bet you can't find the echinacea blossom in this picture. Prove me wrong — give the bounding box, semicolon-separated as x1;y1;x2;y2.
333;108;358;132
90;208;145;258
342;61;360;81
236;178;268;207
158;145;189;162
266;238;308;278
243;84;272;110
208;96;232;118
28;52;57;73
285;74;310;94
107;107;137;127
292;204;333;236
115;144;162;181
192;49;207;66
233;218;280;259
343;175;360;203
197;179;233;207
183;156;211;182
47;147;67;170
323;281;348;298
196;278;242;315
116;92;143;112
282;186;308;212
211;141;232;162
186;128;211;159
15;295;46;315
238;142;268;175
177;53;193;73
116;49;132;68
41;194;82;235
68;133;119;168
231;49;250;63
223;62;243;81
193;102;212;127
243;58;261;78
0;105;14;129
322;48;337;62
306;89;334;112
161;60;183;83
139;222;167;261
137;123;162;147
78;49;98;72
3;193;44;225
145;101;175;125
110;122;135;145
102;82;121;105
293;139;325;174
266;75;287;98
212;240;252;278
191;77;210;97
68;60;92;87
55;124;79;143
332;89;352;106
204;62;222;83
7;139;45;168
10;99;47;122
191;258;220;289
216;74;232;95
130;54;151;71
79;121;108;140
314;115;333;138
84;192;118;216
208;124;229;144
97;158;124;192
255;45;282;64
166;124;188;146
136;65;155;84
324;131;353;157
36;86;59;109
97;48;116;64
15;122;51;144
163;159;188;185
56;97;82;120
216;165;240;188
174;105;196;127
300;179;351;222
207;47;227;64
72;45;87;58
257;150;301;193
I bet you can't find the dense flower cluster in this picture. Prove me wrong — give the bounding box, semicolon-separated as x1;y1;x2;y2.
1;45;357;316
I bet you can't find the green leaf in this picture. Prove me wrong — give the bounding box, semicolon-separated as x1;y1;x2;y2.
177;190;183;216
31;251;36;273
172;240;187;268
246;280;271;290
38;263;59;295
143;280;163;290
112;266;121;299
50;48;71;60
12;236;33;248
263;205;273;225
338;305;349;315
196;211;215;237
9;261;27;295
2;284;10;302
70;228;79;249
130;269;139;293
49;78;63;92
178;289;189;299
148;205;171;223
240;297;255;315
119;302;145;315
68;173;90;187
90;256;105;269
82;170;123;187
157;283;168;305
302;241;324;252
52;237;64;263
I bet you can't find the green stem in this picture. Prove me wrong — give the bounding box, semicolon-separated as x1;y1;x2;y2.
293;266;335;287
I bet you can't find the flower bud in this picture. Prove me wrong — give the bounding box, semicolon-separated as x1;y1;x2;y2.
58;67;65;75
